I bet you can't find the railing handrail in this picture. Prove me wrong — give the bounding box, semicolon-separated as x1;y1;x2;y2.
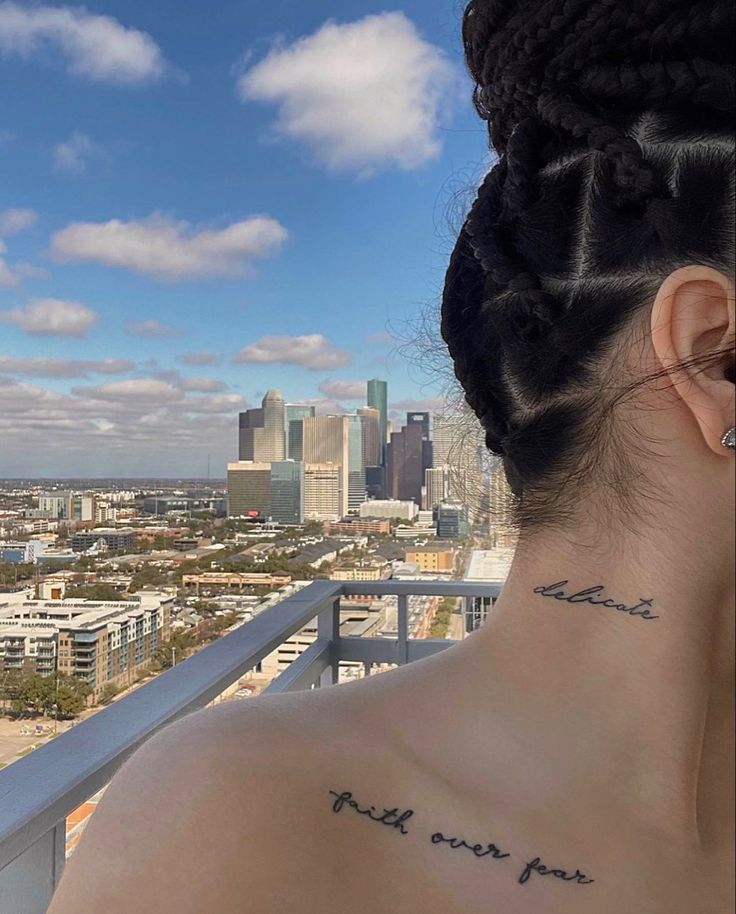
0;578;499;875
0;579;341;871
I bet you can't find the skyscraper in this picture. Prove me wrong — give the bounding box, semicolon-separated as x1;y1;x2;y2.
346;414;366;513
432;412;485;521
285;403;315;460
270;460;304;525
489;458;518;548
227;462;272;518
304;464;342;520
365;465;385;500
357;406;381;468
366;379;388;462
238;390;286;461
406;411;430;439
406;410;433;477
385;420;424;505
424;466;447;510
303;415;348;517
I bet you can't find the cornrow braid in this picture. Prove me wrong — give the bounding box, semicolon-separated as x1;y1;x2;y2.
442;0;735;526
536;93;664;210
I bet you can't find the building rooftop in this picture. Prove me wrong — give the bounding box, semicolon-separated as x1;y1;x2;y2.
0;592;172;632
465;548;515;583
404;543;456;553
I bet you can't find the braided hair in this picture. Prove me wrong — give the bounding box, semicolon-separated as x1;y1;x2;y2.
442;0;735;530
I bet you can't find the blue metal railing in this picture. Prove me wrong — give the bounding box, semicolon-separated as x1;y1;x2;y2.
0;578;500;914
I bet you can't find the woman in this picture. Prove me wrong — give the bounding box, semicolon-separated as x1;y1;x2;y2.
50;2;734;912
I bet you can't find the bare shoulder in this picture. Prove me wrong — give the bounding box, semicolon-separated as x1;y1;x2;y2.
48;686;383;914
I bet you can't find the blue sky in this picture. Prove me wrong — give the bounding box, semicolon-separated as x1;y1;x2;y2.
0;0;490;477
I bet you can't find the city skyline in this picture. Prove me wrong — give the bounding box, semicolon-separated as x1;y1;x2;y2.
0;0;485;477
225;379;487;527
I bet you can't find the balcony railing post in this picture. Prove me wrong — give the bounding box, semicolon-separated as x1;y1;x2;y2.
0;579;500;913
462;596;471;633
0;821;64;914
317;595;341;687
397;594;408;665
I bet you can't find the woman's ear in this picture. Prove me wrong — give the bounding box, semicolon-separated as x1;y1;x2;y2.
650;265;735;455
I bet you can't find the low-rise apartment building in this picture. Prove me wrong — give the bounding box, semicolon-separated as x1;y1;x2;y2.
70;529;134;554
404;545;457;574
181;572;292;591
0;593;172;698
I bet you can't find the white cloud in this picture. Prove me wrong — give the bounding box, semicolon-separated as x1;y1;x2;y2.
12;262;49;279
180;376;227;393
71;376;242;411
0;209;39;284
183;393;244;413
126;319;183;338
0;298;97;336
0;249;18;286
0;129;17;144
0;2;168;85
53;130;93;173
318;378;366;399
0;355;132;377
179;351;221;366
73;377;182;403
0;376;248;475
234;334;351;371
0;207;36;235
51;213;289;280
237;12;456;174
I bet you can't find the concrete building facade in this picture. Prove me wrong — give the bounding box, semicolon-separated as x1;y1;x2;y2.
227;462;272;518
303;464;342;520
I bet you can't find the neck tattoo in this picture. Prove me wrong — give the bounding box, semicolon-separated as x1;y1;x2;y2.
532;580;659;621
328;789;595;890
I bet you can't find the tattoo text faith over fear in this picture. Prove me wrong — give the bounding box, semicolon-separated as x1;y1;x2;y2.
328;789;595;889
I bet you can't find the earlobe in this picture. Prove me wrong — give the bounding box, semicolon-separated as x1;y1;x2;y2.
650;265;736;456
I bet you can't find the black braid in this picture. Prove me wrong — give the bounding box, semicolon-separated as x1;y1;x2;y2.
442;222;513;455
579;60;735;112
443;0;735;523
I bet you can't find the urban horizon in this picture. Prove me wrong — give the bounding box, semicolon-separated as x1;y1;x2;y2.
0;1;481;479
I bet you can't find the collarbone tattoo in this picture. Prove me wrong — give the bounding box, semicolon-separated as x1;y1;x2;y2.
328;789;595;889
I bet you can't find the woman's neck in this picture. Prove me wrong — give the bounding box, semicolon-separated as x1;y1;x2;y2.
458;504;735;849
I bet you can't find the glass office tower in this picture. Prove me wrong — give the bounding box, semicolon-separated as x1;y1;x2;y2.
366;379;388;463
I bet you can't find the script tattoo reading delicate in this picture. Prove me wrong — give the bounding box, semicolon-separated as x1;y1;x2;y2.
328;790;594;889
532;580;659;621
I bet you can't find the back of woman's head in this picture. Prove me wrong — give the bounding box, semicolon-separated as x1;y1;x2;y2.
441;0;735;534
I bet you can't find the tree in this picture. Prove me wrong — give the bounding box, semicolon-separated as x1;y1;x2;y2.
65;584;124;601
153;629;195;669
428;598;454;638
0;671;91;718
0;561;34;590
129;565;169;592
52;673;93;717
302;520;323;536
98;683;120;706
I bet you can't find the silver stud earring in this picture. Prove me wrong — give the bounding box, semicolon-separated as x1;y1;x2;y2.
722;426;736;449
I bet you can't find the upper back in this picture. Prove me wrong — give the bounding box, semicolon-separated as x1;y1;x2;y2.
49;656;729;914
